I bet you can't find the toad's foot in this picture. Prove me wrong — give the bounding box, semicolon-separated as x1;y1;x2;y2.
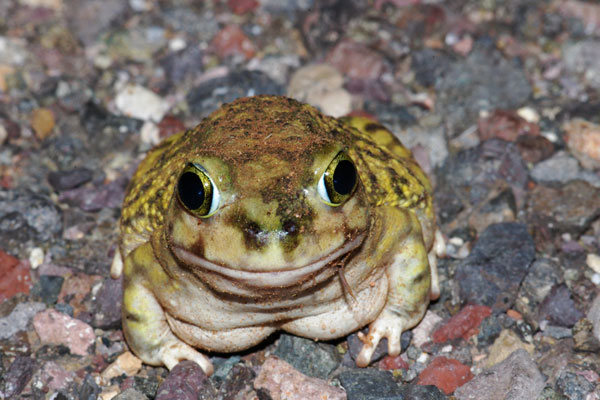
355;309;404;367
158;339;213;374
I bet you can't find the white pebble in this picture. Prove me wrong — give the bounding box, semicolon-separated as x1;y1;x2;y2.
416;352;429;364
29;247;44;269
587;253;600;274
517;107;540;123
114;84;169;122
441;344;453;353
168;37;187;52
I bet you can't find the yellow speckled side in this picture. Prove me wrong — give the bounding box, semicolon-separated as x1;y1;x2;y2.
343;116;432;211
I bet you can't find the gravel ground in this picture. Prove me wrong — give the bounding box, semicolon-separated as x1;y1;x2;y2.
1;0;600;399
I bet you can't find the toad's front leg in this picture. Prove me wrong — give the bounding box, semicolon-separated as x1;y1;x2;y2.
121;243;214;374
355;210;431;367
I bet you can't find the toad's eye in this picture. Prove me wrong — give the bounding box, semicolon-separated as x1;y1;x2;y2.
177;163;220;217
318;152;358;206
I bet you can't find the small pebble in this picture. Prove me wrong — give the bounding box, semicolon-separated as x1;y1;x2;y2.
273;334;340;379
587;295;600;343
155;361;211;400
455;349;544;400
255;357;345;400
40;361;75;391
338;368;403;399
486;329;534;367
417;356;473;395
0;356;36;398
114;84;169;122
537;284;583;328
100;352;142;384
211;24;255;60
28;247;44;269
47;168;94;191
0;250;32;302
32;309;95;356
326;39;385;80
587;253;600;274
563;118;600;169
432;305;492;343
31;108;55;140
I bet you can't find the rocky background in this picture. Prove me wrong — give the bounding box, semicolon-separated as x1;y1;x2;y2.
1;0;600;399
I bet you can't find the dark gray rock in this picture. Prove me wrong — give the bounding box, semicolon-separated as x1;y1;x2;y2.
48;168;94;191
516;258;562;329
338;368;403;400
160;46;204;84
0;356;37;398
78;373;102;400
54;303;74;317
537;284;584;328
400;384;446;400
476;316;503;349
155;360;212;400
273;334;341;379
186;70;285;118
436;45;531;134
556;371;596;400
435;140;528;225
217;363;254;400
31;275;64;305
412;48;455;88
59;177;128;212
0;189;63;254
91;276;123;329
132;376;159;399
542;325;572;339
455;349;545;400
210;356;242;385
455;222;535;310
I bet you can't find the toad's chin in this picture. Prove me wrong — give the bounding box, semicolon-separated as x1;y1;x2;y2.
171;232;366;289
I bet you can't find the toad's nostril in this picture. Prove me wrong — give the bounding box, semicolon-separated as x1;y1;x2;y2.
243;221;267;249
282;219;298;235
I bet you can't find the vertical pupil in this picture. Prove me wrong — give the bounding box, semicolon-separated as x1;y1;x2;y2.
333;160;356;195
178;171;205;210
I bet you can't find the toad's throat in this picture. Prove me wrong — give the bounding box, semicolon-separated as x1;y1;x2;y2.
172;232;366;289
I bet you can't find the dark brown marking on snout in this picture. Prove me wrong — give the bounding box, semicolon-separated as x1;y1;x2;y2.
243;220;268;250
280;218;301;253
188;235;205;258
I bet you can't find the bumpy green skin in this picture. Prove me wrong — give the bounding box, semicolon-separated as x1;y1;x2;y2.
111;95;441;373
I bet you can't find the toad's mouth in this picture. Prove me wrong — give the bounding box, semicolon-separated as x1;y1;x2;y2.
172;232;366;288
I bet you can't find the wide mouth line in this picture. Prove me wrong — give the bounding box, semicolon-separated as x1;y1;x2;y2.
171;232;366;288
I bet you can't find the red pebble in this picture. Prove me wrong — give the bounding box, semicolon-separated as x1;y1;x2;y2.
417;356;473;395
325;39;385;80
0;250;32;302
211;24;255;60
432;304;492;343
158;115;186;139
379;355;409;370
227;0;259;14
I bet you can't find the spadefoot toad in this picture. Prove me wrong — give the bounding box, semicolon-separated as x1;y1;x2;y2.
111;95;443;374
